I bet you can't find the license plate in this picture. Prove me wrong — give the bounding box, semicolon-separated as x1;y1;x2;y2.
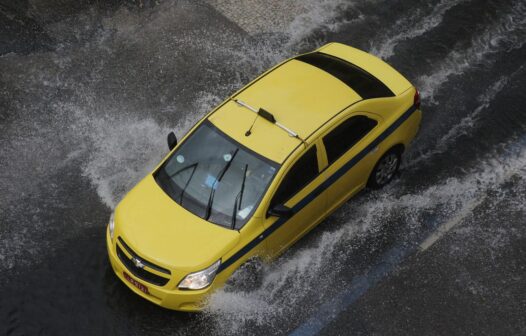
123;271;149;295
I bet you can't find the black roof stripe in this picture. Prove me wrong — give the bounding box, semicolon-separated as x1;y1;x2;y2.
295;52;394;99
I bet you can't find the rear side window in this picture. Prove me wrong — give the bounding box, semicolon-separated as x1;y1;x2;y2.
271;146;319;207
323;116;377;164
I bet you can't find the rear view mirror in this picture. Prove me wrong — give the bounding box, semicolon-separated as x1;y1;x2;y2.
167;132;177;150
267;204;293;218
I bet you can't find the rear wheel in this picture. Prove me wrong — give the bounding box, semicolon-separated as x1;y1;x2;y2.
368;149;401;189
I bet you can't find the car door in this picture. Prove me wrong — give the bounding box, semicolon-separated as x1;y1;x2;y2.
262;142;327;258
320;113;381;214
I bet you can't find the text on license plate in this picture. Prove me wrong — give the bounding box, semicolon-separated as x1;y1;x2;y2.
123;271;149;295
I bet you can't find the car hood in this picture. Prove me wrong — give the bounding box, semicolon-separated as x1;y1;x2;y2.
115;175;239;271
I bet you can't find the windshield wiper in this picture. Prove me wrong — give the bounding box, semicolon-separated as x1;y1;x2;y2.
231;193;239;229
167;162;197;180
238;164;248;211
156;162;198;200
205;148;239;220
231;164;248;229
178;163;198;205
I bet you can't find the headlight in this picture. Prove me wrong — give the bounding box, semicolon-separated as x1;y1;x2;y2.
178;260;221;290
108;211;115;240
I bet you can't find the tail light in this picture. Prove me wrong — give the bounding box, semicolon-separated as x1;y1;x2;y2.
414;88;421;109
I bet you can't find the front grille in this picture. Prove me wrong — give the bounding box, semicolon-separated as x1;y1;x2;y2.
116;238;170;287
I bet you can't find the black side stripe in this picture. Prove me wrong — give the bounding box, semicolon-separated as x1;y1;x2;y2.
218;104;418;273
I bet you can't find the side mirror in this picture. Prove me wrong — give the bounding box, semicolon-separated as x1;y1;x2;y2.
267;204;293;218
167;132;177;151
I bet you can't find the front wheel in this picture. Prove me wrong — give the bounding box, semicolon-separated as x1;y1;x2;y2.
368;149;401;189
224;258;263;292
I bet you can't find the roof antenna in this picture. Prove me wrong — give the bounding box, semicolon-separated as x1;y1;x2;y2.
233;99;307;146
245;111;258;137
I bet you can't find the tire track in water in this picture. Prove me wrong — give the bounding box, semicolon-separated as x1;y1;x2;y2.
406;63;525;168
417;0;526;103
369;0;468;60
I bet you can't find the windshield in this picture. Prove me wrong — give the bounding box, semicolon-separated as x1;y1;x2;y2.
154;122;278;229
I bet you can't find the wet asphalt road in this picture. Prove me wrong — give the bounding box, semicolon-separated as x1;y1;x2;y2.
0;0;525;335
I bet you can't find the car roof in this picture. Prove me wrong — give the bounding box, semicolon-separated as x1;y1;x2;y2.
208;58;362;163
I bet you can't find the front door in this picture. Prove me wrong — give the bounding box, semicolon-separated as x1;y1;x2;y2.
262;143;327;257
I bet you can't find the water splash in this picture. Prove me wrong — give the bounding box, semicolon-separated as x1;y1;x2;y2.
81;90;221;208
204;136;526;333
77;0;371;211
69;0;374;211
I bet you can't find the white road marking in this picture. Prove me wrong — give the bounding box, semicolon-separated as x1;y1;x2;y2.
419;198;484;251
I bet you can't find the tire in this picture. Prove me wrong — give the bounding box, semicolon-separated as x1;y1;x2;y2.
368;148;401;189
224;258;263;292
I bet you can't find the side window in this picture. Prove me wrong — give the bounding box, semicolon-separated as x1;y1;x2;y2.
271;146;319;207
323;115;377;164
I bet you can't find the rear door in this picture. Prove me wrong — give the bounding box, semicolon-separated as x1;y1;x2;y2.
320;112;381;214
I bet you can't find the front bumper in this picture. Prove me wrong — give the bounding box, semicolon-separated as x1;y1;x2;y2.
106;228;211;312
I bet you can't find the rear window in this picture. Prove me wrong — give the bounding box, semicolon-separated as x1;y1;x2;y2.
296;52;394;99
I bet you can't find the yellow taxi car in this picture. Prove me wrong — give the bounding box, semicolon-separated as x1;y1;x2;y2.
106;42;422;311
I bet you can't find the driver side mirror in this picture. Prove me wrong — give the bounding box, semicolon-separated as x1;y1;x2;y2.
167;131;177;151
267;204;293;218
